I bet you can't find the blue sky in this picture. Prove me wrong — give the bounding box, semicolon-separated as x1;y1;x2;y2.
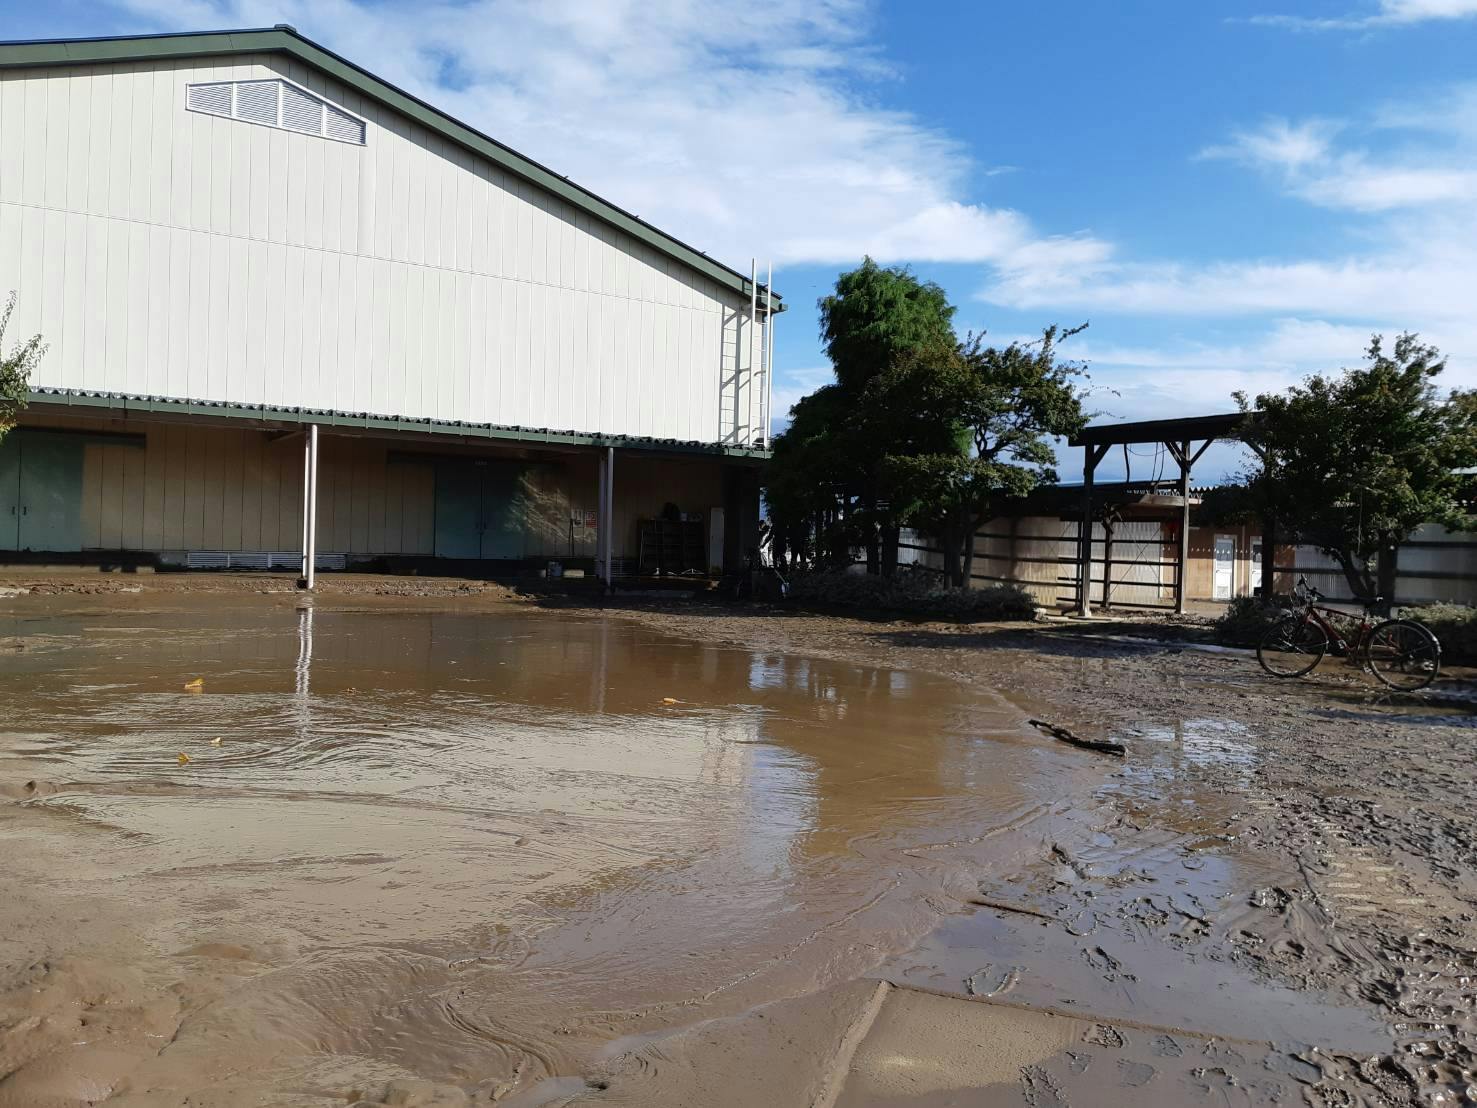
9;0;1477;481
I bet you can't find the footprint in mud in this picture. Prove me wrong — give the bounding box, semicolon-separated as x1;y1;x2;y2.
1081;945;1136;984
1083;1023;1127;1049
964;964;1021;997
351;1078;469;1106
1020;1063;1069;1107
1116;1059;1156;1087
1152;1034;1184;1058
1063;909;1098;936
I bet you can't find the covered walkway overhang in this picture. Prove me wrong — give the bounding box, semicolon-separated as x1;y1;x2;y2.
16;389;766;588
1068;412;1249;617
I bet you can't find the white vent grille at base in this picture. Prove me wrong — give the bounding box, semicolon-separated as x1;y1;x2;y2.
185;78;366;145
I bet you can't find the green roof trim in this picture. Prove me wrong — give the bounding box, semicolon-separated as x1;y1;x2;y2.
0;27;782;313
27;389;772;461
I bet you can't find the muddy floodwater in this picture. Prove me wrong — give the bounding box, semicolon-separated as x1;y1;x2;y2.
0;596;1081;1103
1;587;1469;1107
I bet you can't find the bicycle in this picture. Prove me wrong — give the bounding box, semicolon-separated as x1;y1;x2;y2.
1256;577;1441;691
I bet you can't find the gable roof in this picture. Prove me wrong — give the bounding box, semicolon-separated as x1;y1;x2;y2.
0;26;781;312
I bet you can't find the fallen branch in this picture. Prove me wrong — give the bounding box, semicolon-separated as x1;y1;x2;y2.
966;896;1057;921
1028;718;1126;757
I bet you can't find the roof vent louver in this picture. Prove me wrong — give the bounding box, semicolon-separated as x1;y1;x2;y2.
186;77;366;145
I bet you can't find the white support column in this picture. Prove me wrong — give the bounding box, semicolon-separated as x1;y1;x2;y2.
304;424;320;590
300;433;311;582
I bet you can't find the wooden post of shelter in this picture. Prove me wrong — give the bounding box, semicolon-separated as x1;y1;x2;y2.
1068;413;1251;619
1077;443;1110;617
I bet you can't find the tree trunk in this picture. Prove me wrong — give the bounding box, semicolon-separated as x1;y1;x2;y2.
941;523;962;588
1376;539;1399;616
1260;512;1277;599
961;526;977;589
881;522;900;581
1328;547;1375;602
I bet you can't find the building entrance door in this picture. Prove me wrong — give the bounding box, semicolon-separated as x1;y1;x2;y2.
433;460;526;559
0;431;84;552
1213;534;1236;600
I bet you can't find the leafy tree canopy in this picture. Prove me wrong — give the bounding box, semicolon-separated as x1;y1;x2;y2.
767;258;1087;586
818;257;956;394
1236;333;1477;601
867;326;1088;584
0;291;45;439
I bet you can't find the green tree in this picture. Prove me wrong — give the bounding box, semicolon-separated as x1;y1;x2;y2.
818;256;957;394
767;259;961;576
1237;334;1477;607
873;326;1088;585
0;291;45;441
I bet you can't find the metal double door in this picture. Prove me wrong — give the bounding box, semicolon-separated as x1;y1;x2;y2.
433;459;525;559
0;431;84;552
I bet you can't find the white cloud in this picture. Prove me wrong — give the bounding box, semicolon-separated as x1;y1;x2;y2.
1201;111;1477;213
1250;0;1477;30
108;0;1102;282
989;91;1477;405
1202;118;1337;170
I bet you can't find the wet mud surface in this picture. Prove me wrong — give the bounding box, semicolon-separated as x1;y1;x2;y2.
1;580;1474;1106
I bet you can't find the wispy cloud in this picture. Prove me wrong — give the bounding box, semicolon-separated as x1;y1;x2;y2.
1200;111;1477;212
984;83;1477;397
1248;0;1477;31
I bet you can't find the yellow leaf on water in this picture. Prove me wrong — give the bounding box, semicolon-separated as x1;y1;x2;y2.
177;752;191;765
183;678;205;691
210;737;223;746
662;697;679;705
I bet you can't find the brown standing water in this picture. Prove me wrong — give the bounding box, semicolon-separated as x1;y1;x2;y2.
0;592;1422;1106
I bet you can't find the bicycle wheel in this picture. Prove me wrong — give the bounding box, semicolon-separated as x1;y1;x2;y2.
1367;620;1441;691
1258;616;1328;677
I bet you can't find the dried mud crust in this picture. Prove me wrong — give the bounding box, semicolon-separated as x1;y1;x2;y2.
602;602;1477;1107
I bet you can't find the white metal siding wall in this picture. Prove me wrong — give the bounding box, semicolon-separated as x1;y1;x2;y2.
0;57;754;444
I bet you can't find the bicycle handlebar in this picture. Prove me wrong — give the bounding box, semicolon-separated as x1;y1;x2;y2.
1296;574;1323;603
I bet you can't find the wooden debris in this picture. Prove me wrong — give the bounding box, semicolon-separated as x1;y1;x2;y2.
1028;718;1126;757
966;896;1057;921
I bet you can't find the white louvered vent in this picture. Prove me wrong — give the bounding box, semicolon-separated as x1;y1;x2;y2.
187;82;232;116
324;104;366;144
281;82;324;133
185;78;367;145
235;80;280;125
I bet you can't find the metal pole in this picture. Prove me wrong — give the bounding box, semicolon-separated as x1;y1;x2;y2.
747;258;758;447
763;260;775;445
605;446;615;586
1176;439;1190;615
597;450;608;584
1102;518;1114;610
305;424;319;590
